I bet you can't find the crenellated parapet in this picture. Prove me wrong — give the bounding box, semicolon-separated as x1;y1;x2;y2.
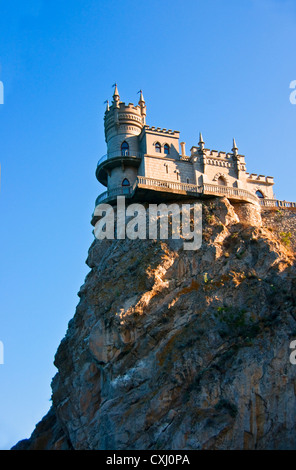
143;126;179;136
246;173;274;184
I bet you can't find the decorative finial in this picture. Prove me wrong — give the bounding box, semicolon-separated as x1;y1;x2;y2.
199;132;205;150
104;100;109;112
112;83;120;106
232;138;238;155
138;89;145;104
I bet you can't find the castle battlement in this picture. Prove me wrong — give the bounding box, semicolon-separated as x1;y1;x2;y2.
246;173;274;184
143;125;179;136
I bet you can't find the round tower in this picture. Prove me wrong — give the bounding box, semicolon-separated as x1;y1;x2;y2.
96;85;146;194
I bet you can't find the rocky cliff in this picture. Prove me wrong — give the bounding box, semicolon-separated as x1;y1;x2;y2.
13;197;296;450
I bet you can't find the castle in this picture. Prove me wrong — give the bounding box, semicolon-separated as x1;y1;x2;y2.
92;84;294;225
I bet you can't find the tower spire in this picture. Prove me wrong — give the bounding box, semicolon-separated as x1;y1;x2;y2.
104;100;109;112
199;132;205;150
112;83;120;107
138;89;145;105
138;89;146;123
232;138;238;156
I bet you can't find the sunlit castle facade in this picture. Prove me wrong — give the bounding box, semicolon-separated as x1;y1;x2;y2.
93;84;278;223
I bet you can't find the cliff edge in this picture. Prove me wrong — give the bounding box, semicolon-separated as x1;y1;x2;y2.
13;197;296;450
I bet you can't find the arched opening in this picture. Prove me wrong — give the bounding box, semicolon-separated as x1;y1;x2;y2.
256;190;264;199
217;176;227;186
164;144;170;155
121;141;129;156
155;142;161;153
122;178;130;195
122;178;130;187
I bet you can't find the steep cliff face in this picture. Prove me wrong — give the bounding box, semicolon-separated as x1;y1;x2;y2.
13;198;296;450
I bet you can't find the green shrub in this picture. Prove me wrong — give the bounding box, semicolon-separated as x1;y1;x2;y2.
280;231;292;247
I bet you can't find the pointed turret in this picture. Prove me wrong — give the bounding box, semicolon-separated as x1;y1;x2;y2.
138;89;146;123
138;89;145;105
104;100;109;112
198;132;205;150
232;138;238;156
112;83;120;107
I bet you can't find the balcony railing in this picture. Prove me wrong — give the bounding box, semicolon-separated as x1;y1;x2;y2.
203;183;260;204
94;177;296;209
137;176;202;194
95;185;133;206
259;199;296;208
97;151;143;167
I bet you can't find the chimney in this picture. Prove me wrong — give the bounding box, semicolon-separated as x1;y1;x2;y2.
180;142;186;157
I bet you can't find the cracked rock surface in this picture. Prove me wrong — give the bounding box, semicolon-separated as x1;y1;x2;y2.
13;198;296;450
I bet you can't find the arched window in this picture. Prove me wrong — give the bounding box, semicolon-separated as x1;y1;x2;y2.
155;142;161;153
122;178;130;186
164;144;170;155
217;176;227;186
121;141;129;156
256;190;264;199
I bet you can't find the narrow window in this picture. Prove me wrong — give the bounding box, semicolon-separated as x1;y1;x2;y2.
121;141;129;156
256;190;264;199
122;178;130;186
186;178;190;184
165;164;168;174
164;144;170;155
155;142;161;153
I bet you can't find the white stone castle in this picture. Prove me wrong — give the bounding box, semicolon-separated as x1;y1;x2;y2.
92;84;294;223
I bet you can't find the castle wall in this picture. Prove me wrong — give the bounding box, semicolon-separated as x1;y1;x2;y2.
246;179;274;199
107;128;141;156
143;156;195;183
140;128;180;159
108;166;138;189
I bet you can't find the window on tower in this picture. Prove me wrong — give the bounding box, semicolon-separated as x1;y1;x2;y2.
121;141;129;156
256;190;264;199
155;142;161;153
164;144;170;155
122;178;130;186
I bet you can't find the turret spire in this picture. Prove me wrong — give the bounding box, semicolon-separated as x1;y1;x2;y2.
198;132;205;150
112;83;120;107
138;89;145;105
232;138;238;156
137;89;146;123
104;100;109;112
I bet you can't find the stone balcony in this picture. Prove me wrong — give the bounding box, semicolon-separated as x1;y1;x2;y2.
259;199;296;208
93;176;255;211
96;151;143;186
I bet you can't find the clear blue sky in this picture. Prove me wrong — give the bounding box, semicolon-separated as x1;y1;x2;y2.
0;0;295;450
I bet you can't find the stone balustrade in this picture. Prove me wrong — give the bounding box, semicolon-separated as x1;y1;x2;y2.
94;177;296;209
